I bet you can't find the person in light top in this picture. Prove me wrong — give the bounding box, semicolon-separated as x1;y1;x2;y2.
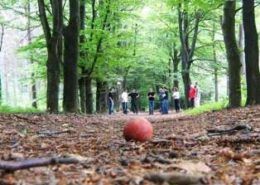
188;85;196;108
121;90;128;114
172;87;180;113
194;82;201;107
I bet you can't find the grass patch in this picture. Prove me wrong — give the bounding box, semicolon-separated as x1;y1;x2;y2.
184;100;228;115
0;105;42;114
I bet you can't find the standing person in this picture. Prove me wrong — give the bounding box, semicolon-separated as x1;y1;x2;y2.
172;87;180;112
121;90;128;114
128;89;139;114
108;89;114;115
147;88;155;115
194;82;200;107
188;85;196;108
159;88;165;114
163;87;169;114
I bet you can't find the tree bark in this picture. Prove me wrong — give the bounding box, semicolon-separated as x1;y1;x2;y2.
212;23;218;102
63;0;80;113
79;0;87;113
222;0;241;108
85;77;93;114
96;79;108;113
243;0;260;105
79;77;86;113
37;0;63;113
171;48;180;88
27;1;37;108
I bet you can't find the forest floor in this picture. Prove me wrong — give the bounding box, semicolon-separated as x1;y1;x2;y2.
0;107;259;185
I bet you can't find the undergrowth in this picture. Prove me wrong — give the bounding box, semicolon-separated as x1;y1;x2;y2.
0;105;41;113
184;100;228;115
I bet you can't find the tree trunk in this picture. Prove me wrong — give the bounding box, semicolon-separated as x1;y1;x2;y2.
79;77;86;113
243;0;260;105
79;0;86;113
96;79;108;113
63;0;80;113
178;4;200;108
38;0;63;113
27;1;37;108
238;24;245;75
222;0;241;108
85;77;93;114
46;48;60;112
172;48;180;88
182;66;191;108
212;23;218;102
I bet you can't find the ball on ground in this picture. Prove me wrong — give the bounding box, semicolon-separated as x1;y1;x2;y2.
123;117;153;142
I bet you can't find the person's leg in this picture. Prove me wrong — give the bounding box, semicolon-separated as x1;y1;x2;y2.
108;101;112;115
149;100;153;115
122;102;124;113
165;100;169;114
162;100;166;114
149;101;152;115
176;99;180;112
122;102;127;114
135;101;138;114
174;99;178;112
191;98;195;108
111;101;114;113
151;100;154;114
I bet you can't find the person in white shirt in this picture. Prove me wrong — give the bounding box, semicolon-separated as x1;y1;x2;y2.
194;82;200;107
121;90;128;114
172;87;180;113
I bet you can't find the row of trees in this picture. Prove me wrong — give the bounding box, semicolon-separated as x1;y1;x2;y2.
164;0;259;108
0;0;259;113
222;0;259;107
36;0;141;113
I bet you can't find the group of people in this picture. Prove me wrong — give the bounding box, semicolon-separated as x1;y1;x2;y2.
108;83;200;115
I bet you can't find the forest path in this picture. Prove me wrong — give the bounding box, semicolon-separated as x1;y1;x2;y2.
0;107;259;184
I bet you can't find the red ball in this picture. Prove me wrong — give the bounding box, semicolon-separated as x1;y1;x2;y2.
123;117;153;142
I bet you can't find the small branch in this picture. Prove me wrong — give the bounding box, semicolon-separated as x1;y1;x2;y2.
0;157;81;171
37;129;74;137
145;172;205;185
207;124;253;136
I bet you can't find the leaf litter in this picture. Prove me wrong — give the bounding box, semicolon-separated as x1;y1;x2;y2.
0;107;259;185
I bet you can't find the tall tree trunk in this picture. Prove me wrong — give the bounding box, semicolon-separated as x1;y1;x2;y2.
222;0;241;108
79;77;86;113
96;79;108;113
27;1;37;108
85;77;93;114
63;0;80;113
178;4;200;108
171;48;180;88
212;23;218;102
238;24;245;75
38;0;63;113
79;0;86;113
243;0;260;105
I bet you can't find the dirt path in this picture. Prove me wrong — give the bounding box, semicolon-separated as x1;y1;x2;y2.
0;107;259;184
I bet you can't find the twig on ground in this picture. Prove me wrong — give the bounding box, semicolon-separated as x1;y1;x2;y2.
207;124;253;136
144;172;205;185
0;156;86;171
37;129;74;137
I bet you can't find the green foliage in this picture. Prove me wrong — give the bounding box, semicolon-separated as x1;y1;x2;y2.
184;100;228;115
0;105;42;113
